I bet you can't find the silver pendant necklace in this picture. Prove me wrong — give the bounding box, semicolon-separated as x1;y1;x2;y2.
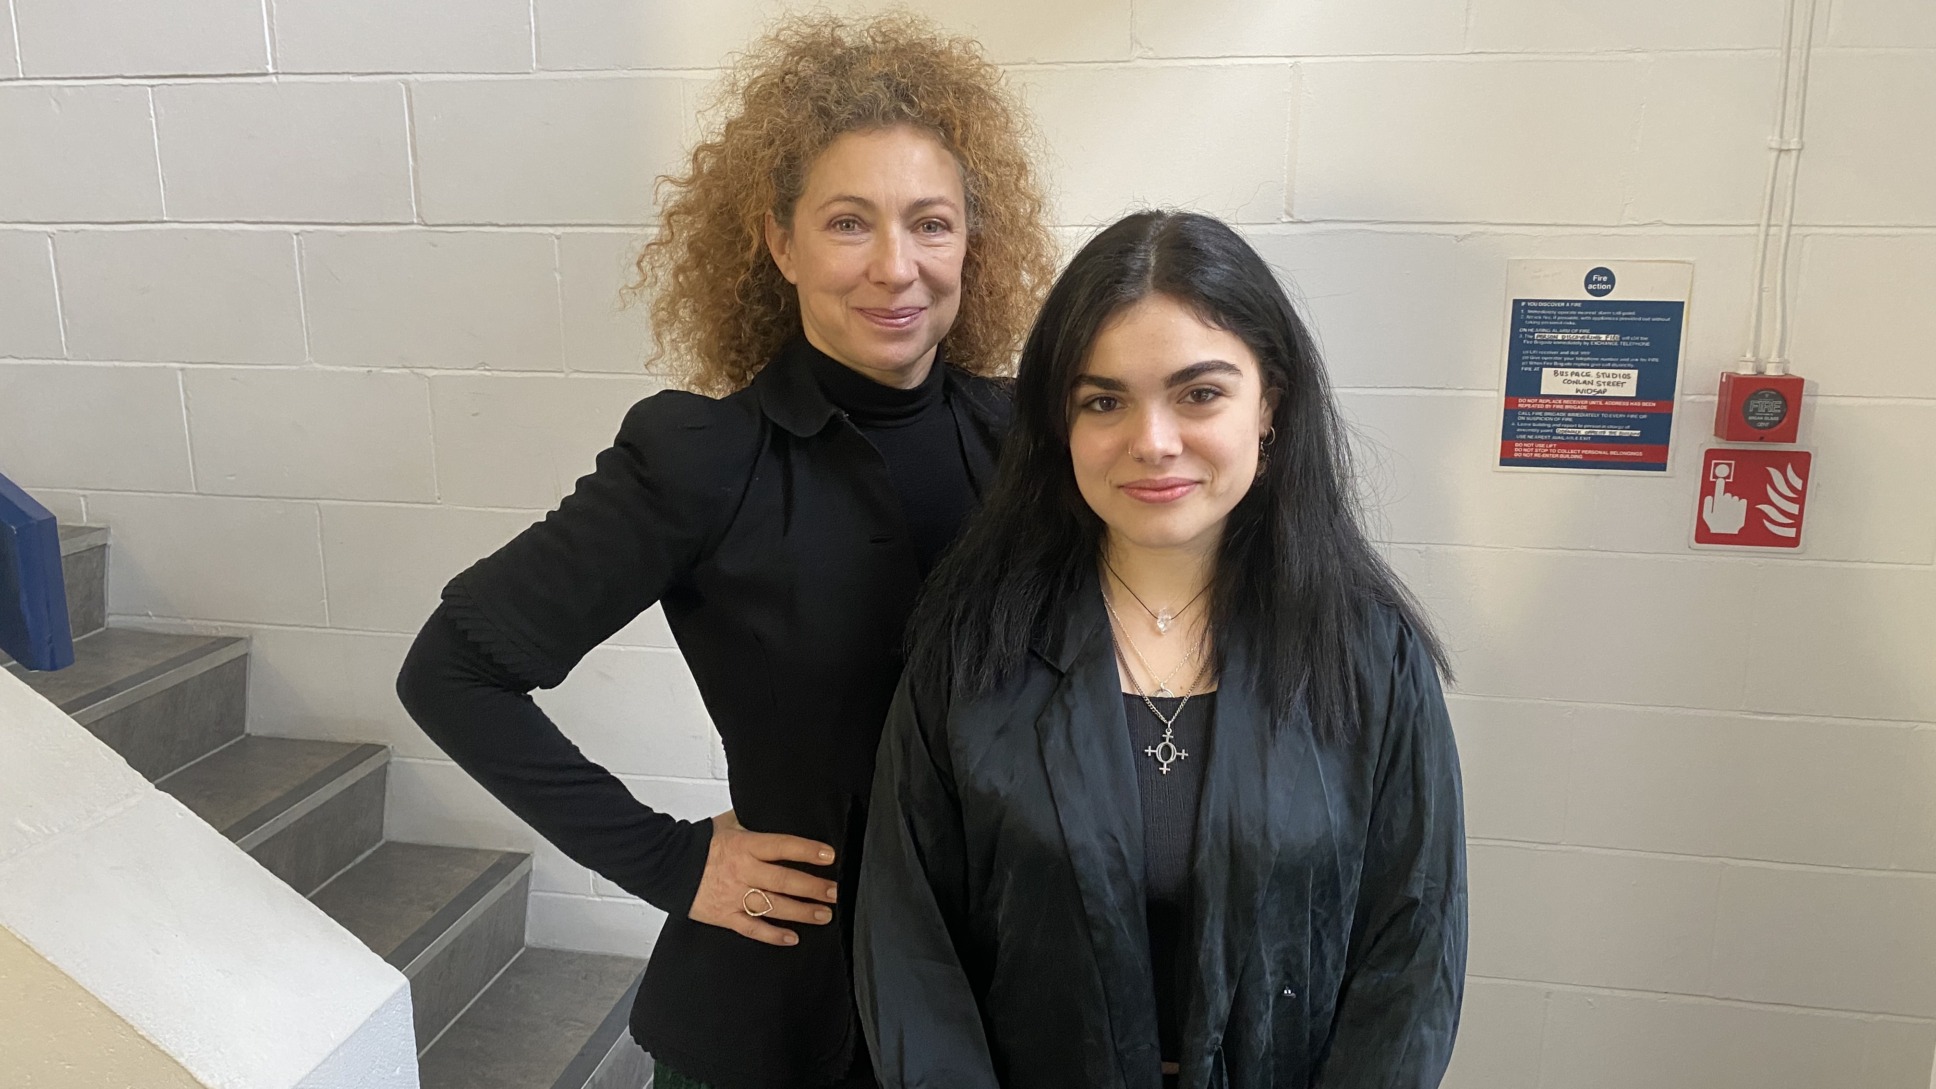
1105;592;1208;775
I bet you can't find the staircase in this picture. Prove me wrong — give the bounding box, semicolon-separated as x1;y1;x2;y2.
6;524;654;1089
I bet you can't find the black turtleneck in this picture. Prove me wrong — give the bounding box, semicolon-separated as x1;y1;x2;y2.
804;342;979;574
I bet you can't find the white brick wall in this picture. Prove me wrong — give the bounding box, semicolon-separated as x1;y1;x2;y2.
153;82;416;223
300;230;563;368
54;229;306;363
0;232;63;356
11;0;268;78
2;1;1931;1084
0;86;164;221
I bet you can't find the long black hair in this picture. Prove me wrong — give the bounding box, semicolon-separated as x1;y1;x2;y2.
908;210;1446;742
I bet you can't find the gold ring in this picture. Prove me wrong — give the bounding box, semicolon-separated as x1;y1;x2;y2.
742;888;775;917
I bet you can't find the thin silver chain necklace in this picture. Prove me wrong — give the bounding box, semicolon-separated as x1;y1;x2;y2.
1103;557;1210;635
1103;593;1198;697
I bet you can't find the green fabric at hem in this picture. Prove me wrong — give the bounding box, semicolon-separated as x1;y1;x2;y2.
653;1063;713;1089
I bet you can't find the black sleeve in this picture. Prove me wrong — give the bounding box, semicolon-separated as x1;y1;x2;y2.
855;678;1001;1089
398;604;712;916
1314;620;1467;1088
395;389;755;918
438;389;755;690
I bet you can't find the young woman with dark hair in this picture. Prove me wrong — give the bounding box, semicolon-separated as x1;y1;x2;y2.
856;210;1466;1089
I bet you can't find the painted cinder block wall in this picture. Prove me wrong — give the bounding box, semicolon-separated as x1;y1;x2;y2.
1;0;1932;1085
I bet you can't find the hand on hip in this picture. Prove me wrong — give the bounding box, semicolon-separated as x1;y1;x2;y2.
687;809;839;946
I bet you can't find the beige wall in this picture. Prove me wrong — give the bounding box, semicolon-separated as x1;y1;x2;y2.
0;925;206;1089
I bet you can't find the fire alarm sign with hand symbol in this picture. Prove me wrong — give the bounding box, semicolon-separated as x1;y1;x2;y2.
1693;447;1812;550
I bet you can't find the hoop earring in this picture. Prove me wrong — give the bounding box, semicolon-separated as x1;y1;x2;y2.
1254;429;1275;482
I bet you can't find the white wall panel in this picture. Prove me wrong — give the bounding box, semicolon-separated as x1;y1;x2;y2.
1744;564;1936;724
2;1;19;78
1468;0;1785;52
1438;978;1545;1089
1797;53;1936;226
1391;546;1763;710
1561;708;1923;869
274;0;533;74
532;646;717;782
1539;988;1933;1089
1709;864;1936;1017
0;87;162;222
1134;0;1465;57
534;0;1130;70
559;232;654;374
0;232;60;358
1629;55;1782;226
412;77;693;225
55;230;305;365
1828;0;1936;48
246;627;445;760
88;492;327;626
318;503;538;631
428;374;659;508
301;231;563;369
1295;59;1645;224
1444;696;1572;845
1018;63;1291;226
183;368;437;501
1788;234;1936;400
0;364;192;491
154;82;414;223
11;0;266;77
1467;843;1723;994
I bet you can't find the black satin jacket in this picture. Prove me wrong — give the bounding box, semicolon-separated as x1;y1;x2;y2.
437;339;1010;1089
856;585;1466;1089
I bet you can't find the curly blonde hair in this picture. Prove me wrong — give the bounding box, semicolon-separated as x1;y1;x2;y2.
631;11;1056;395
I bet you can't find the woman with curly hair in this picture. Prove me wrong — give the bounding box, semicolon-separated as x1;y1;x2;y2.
396;13;1055;1089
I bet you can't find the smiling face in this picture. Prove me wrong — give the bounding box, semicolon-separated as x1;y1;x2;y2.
1068;293;1277;557
764;125;968;388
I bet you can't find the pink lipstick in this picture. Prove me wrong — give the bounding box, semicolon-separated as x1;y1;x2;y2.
858;307;924;330
1120;477;1197;504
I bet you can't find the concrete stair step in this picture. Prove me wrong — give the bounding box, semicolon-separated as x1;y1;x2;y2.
309;841;534;1053
57;523;109;639
417;947;650;1089
156;735;388;896
5;626;248;779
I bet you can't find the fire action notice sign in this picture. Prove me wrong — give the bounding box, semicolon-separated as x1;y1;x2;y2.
1496;260;1693;473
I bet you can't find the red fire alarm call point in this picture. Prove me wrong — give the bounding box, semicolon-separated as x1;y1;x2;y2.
1714;371;1804;443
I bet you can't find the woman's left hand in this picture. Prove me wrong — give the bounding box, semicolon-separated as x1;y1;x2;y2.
687;809;840;946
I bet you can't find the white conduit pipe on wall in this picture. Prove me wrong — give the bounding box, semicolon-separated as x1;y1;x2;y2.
1741;0;1823;376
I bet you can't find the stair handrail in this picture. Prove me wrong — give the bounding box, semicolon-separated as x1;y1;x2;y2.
0;472;74;671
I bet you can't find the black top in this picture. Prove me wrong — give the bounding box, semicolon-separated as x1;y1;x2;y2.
396;337;1010;1089
1124;691;1213;1065
806;347;976;573
857;587;1467;1089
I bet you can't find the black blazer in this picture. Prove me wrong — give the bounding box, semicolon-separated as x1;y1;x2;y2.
856;583;1466;1089
437;339;1011;1089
